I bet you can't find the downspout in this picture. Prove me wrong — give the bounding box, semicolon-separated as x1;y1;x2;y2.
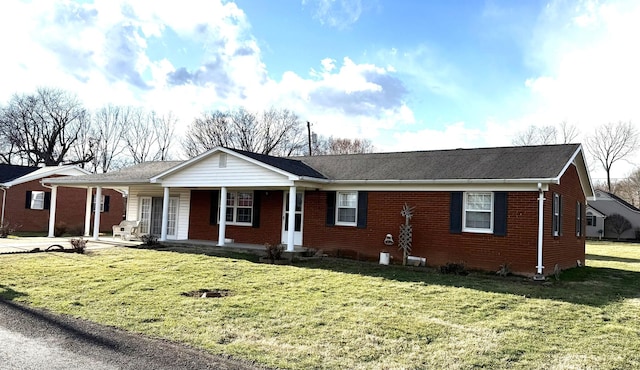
536;183;545;276
1;186;6;228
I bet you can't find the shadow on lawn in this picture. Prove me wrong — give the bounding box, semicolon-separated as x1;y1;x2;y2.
586;253;640;264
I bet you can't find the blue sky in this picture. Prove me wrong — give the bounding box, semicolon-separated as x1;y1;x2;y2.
1;0;639;180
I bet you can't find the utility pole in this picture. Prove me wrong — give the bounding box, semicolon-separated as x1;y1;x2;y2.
307;121;312;156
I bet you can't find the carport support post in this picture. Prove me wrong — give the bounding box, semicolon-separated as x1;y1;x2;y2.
217;187;227;246
84;187;92;236
47;185;58;238
92;186;102;240
286;186;296;252
160;187;170;241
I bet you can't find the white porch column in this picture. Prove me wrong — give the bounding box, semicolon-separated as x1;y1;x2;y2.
286;186;296;252
84;187;92;236
47;185;58;237
92;186;102;240
160;187;170;241
217;187;227;246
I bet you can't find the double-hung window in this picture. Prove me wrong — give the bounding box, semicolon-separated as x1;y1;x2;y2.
463;192;493;233
30;191;45;210
223;191;253;225
336;191;358;226
586;212;596;226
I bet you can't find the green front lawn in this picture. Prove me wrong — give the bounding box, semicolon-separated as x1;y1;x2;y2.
1;242;639;369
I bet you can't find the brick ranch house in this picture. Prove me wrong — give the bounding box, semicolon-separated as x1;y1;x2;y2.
43;144;594;276
0;164;124;235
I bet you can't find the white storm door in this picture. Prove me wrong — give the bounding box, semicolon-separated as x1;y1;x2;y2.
281;191;303;245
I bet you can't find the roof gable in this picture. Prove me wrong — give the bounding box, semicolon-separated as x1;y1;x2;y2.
2;165;90;187
151;147;326;184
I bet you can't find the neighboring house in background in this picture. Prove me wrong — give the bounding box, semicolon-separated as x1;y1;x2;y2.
0;164;124;235
586;190;640;240
44;144;594;277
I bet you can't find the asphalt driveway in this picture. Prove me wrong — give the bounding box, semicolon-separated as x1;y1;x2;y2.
0;299;269;370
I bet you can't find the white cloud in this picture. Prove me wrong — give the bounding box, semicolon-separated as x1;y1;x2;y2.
302;0;364;29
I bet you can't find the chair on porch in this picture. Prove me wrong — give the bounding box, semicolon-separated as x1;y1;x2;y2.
112;220;140;240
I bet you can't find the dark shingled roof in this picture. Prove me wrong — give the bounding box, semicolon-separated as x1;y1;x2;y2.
296;144;581;181
229;149;327;179
0;164;39;183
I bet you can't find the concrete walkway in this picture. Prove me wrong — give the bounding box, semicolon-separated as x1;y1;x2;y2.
0;236;141;254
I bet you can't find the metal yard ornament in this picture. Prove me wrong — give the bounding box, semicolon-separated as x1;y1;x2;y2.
399;203;415;266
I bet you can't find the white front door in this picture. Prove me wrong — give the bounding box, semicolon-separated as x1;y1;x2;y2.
282;191;303;245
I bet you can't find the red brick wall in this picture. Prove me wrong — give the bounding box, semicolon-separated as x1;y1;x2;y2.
185;165;586;276
303;190;542;274
542;164;586;273
188;190;283;245
3;179;124;233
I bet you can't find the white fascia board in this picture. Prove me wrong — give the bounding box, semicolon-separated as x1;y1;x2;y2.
299;180;551;192
4;165;90;187
556;145;595;198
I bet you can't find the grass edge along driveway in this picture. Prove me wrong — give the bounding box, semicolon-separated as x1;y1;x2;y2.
1;241;639;369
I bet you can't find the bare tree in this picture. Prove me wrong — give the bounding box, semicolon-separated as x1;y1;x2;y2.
587;121;638;192
512;122;580;146
151;111;177;161
183;111;232;157
92;105;129;173
312;135;375;155
183;107;306;158
559;121;579;143
259;108;306;156
123;108;157;164
0;87;91;166
605;213;632;240
611;168;640;206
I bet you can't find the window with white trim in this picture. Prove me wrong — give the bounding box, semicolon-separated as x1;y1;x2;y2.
221;191;253;225
336;191;358;226
463;192;493;233
31;191;45;210
586;212;596;226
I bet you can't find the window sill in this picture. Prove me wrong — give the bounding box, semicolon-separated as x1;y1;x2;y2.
335;222;357;227
462;228;493;234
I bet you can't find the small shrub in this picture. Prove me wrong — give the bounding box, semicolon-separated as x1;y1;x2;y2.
440;262;468;276
0;223;17;238
67;224;84;236
69;237;87;254
54;223;67;237
140;234;159;246
265;243;284;263
497;263;511;277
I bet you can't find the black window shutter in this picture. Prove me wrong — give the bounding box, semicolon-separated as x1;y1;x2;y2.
357;191;368;229
558;194;563;236
44;192;51;210
326;191;336;226
493;192;508;236
104;195;110;212
91;194;95;212
575;202;581;236
252;191;261;228
25;191;32;209
209;190;219;225
450;191;463;233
